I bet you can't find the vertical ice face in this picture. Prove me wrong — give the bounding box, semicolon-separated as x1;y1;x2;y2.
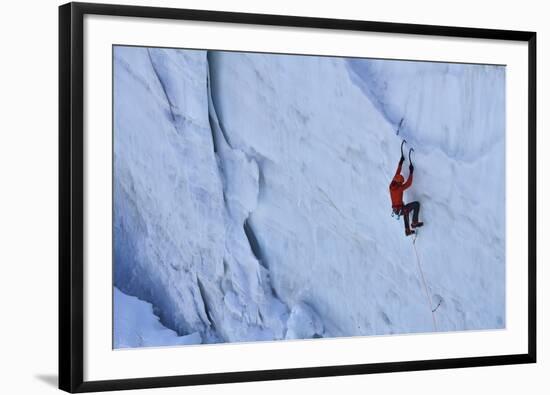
207;51;405;336
347;59;506;160
207;52;505;336
114;46;290;346
346;59;506;331
114;46;505;347
114;47;225;340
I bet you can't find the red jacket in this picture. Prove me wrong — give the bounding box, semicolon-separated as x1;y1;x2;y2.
389;160;413;209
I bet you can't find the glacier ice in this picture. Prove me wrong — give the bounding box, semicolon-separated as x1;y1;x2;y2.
113;46;505;348
114;287;202;348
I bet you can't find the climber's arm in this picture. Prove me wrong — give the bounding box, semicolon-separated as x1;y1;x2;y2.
402;166;413;190
394;157;404;178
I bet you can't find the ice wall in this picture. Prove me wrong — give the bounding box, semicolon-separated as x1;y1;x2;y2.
114;46;505;347
114;47;291;346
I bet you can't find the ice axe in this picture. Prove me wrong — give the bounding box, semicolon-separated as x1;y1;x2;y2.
409;147;415;166
400;140;407;159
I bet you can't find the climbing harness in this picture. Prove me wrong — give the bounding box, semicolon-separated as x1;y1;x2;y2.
391;208;402;220
391;205;410;221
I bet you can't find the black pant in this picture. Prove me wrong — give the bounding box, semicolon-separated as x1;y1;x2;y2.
399;201;420;230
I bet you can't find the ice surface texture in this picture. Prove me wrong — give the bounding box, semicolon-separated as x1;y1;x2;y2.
113;46;505;348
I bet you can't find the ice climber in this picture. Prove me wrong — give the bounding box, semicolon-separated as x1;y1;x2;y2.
390;152;424;236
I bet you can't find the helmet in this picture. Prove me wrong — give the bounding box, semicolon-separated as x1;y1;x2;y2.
393;174;404;184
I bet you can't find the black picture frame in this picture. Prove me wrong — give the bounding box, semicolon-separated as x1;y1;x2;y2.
59;2;537;393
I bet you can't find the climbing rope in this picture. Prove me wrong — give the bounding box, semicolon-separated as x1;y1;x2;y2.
412;238;438;332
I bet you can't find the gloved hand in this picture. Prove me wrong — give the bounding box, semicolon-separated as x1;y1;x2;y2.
400;155;405;164
409;164;414;172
